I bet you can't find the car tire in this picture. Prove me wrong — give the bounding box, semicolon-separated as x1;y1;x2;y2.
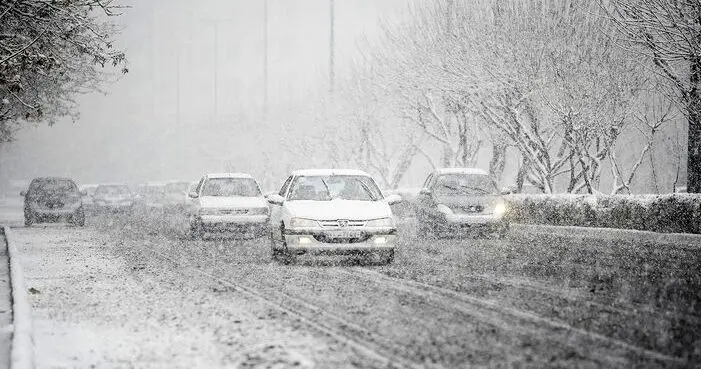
189;222;202;240
270;232;281;261
72;209;86;227
385;249;395;265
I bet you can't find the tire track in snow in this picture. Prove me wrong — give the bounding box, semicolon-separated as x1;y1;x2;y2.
339;267;686;366
146;247;440;369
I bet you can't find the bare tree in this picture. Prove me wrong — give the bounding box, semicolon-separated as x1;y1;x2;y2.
604;0;701;192
0;0;128;142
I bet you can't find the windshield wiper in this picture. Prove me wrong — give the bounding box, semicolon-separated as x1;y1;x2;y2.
355;179;379;201
319;179;333;201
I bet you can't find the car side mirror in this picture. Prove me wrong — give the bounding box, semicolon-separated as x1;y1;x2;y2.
266;194;285;205
419;188;431;195
188;191;199;199
19;190;26;197
385;194;402;206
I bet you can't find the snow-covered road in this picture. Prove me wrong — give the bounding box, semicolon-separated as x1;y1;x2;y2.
13;225;372;368
5;209;700;368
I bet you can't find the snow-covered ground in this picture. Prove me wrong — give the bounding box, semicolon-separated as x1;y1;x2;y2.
1;203;699;368
12;225;370;368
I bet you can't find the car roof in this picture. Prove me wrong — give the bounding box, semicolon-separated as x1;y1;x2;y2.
205;172;254;179
31;176;75;182
97;183;129;187
434;168;489;176
291;169;371;177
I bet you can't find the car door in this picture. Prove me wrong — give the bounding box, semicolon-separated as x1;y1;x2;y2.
270;175;293;241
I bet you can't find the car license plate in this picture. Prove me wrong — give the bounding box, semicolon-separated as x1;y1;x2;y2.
326;231;362;239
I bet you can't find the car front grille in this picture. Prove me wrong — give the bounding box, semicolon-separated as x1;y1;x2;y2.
313;234;372;243
318;219;367;228
217;209;249;215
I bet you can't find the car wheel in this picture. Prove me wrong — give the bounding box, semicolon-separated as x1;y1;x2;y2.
270;232;281;261
72;209;86;227
385;249;395;265
189;222;202;240
24;210;34;227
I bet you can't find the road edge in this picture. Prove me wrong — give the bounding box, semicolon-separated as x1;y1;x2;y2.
2;226;34;369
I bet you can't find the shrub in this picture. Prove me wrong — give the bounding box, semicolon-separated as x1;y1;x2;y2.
504;194;701;234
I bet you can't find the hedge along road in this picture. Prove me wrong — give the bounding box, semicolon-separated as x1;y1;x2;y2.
86;210;700;368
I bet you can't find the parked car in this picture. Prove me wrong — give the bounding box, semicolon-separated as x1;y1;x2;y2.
187;173;269;239
414;168;508;238
21;177;85;226
266;169;402;264
93;183;135;213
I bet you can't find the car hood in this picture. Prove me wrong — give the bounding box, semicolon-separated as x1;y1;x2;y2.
199;196;267;209
285;199;392;220
434;194;502;208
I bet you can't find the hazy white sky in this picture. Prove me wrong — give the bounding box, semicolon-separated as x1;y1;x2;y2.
2;0;412;187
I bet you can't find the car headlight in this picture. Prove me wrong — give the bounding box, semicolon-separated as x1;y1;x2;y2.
365;217;394;228
436;204;452;215
494;202;507;217
248;207;269;216
289;218;319;228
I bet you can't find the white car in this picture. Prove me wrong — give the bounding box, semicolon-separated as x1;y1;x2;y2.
266;169;402;264
187;173;269;239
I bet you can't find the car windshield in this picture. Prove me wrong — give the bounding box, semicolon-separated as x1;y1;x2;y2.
288;175;382;201
95;185;131;196
165;182;189;193
201;178;261;197
434;174;497;195
81;186;97;196
33;179;77;193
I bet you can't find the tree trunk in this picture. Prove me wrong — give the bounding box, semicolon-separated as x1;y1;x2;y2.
489;142;506;186
516;155;527;192
688;53;701;193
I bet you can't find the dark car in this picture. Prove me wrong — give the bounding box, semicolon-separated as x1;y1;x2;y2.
21;177;85;226
414;168;508;238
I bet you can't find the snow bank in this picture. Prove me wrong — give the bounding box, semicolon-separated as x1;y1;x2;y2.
504;193;701;234
3;226;34;369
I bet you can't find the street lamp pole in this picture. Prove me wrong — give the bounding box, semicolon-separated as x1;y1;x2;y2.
263;0;269;120
213;23;219;124
329;0;335;96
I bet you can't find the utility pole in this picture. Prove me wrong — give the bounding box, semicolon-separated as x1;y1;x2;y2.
263;0;269;121
175;49;181;125
213;23;219;124
329;0;335;96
